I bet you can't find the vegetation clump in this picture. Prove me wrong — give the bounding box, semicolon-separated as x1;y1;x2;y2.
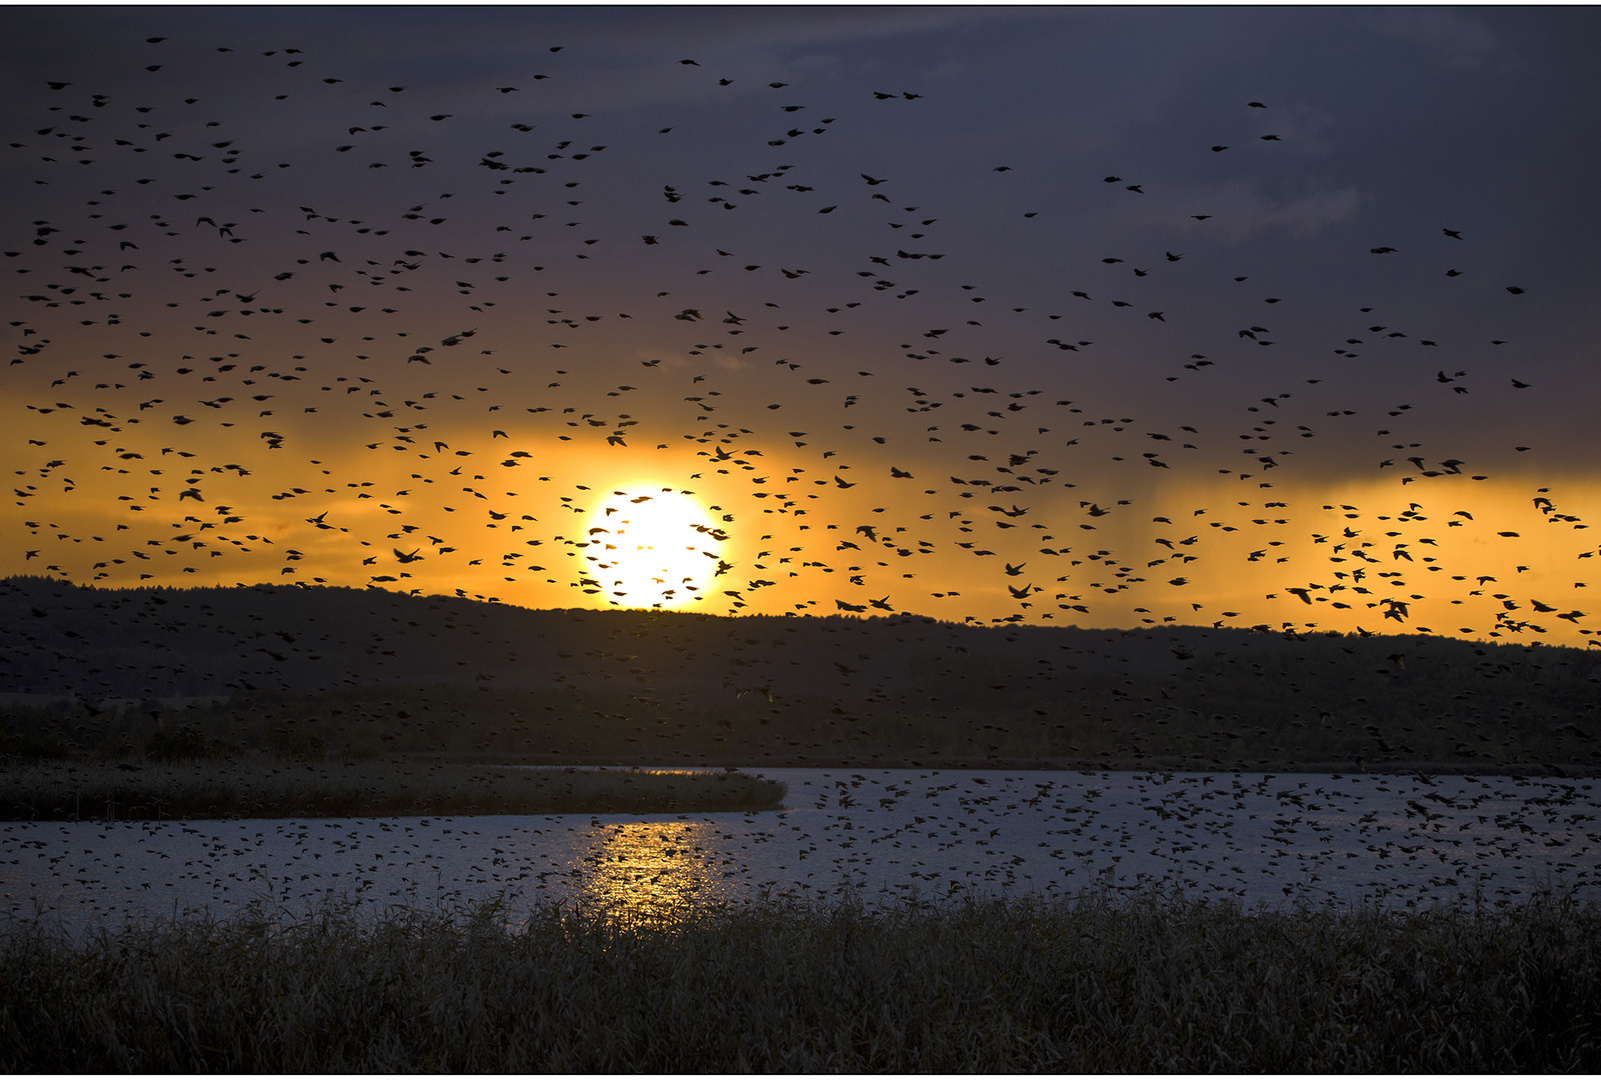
1;892;1596;1071
0;724;73;761
142;724;226;763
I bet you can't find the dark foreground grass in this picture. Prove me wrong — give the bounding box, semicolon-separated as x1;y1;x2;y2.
0;760;785;820
3;892;1597;1072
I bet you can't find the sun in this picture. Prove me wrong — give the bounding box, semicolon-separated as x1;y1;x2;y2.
584;489;728;609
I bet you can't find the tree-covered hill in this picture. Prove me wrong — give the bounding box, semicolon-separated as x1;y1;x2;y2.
3;577;1597;773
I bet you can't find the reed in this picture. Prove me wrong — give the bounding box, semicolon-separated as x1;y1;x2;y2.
2;891;1596;1071
0;759;785;820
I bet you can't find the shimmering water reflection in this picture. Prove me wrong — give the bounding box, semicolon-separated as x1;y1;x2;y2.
4;768;1599;935
578;821;743;925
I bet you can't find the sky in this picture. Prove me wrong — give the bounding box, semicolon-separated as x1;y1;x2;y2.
4;4;1600;645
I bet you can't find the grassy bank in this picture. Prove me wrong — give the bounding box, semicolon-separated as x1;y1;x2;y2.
0;760;785;821
1;893;1597;1071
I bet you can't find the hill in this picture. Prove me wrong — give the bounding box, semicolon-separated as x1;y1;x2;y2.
2;576;1597;774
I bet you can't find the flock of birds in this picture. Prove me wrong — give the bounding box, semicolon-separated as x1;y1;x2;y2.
5;27;1593;651
6;22;1600;935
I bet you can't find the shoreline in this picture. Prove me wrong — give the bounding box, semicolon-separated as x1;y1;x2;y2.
400;750;1599;779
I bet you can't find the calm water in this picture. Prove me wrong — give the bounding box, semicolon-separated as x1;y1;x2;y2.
4;769;1598;933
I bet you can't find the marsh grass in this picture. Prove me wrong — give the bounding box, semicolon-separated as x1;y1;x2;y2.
1;891;1596;1072
0;759;785;820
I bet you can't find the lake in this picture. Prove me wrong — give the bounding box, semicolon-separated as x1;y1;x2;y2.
4;768;1598;934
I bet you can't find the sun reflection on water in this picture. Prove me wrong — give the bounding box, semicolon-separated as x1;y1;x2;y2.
569;820;744;926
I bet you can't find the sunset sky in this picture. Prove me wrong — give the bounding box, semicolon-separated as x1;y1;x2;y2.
5;5;1599;644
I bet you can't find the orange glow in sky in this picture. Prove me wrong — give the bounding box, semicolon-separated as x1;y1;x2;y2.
5;8;1599;651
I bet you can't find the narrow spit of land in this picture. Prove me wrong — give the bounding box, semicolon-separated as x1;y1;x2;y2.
0;759;785;821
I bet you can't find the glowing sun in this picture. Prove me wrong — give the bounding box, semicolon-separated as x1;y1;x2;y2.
584;489;727;608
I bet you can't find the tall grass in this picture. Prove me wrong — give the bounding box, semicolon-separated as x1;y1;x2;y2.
0;759;784;820
2;891;1596;1071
